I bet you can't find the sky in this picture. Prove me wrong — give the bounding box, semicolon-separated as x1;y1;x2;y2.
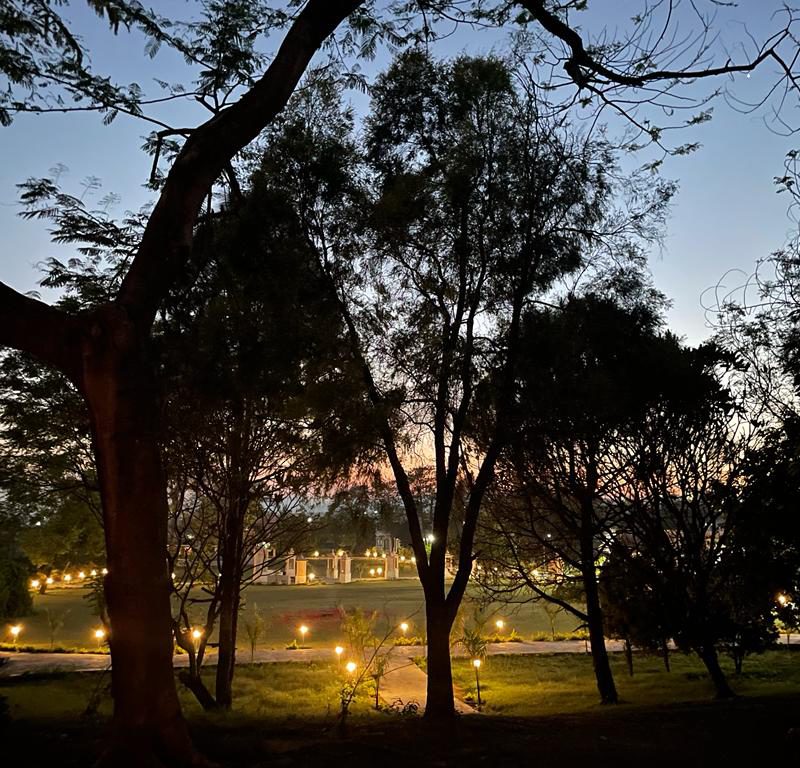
0;1;796;346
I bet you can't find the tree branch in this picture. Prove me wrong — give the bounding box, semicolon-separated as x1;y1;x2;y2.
117;0;365;331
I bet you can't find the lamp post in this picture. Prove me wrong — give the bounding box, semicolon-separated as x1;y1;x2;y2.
191;628;203;654
94;628;106;649
473;658;482;710
335;645;344;666
495;619;505;634
400;622;409;636
299;624;309;646
9;624;22;647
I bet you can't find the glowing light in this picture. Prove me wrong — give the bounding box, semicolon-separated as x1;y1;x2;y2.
30;579;40;589
335;646;344;657
778;594;789;606
376;567;383;575
425;534;434;544
308;573;316;582
345;661;357;674
400;622;409;635
299;625;309;640
101;568;108;575
191;628;203;643
495;620;505;631
365;549;371;557
307;517;313;523
472;658;481;669
10;625;22;639
410;556;416;564
90;569;97;577
46;577;54;585
313;551;320;557
337;549;344;557
94;628;106;641
63;574;72;582
171;572;176;580
369;568;376;576
399;555;405;562
78;571;86;579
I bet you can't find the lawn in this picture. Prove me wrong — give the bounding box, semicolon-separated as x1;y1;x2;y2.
449;648;800;716
4;581;581;650
2;651;800;767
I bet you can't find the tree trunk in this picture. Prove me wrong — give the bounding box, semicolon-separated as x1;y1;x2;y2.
579;508;618;705
214;416;248;711
214;559;242;710
424;600;455;720
178;669;218;711
84;335;197;766
624;637;634;677
661;638;671;672
698;644;735;699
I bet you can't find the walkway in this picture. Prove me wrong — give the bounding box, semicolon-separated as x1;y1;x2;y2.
380;647;476;714
0;639;616;679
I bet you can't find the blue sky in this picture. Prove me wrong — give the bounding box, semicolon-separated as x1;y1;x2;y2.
0;1;795;345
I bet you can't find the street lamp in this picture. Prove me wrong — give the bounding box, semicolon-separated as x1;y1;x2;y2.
472;658;483;709
63;573;72;583
46;576;54;585
94;628;106;648
299;625;309;645
334;645;344;666
308;572;316;582
30;579;40;590
495;619;505;633
346;660;357;675
369;568;376;577
376;567;383;576
400;622;409;636
78;571;86;580
10;625;22;646
191;628;203;653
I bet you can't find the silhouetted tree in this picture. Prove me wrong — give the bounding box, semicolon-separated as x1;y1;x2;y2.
3;1;798;756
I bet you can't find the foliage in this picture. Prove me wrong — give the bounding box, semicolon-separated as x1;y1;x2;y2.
0;545;33;619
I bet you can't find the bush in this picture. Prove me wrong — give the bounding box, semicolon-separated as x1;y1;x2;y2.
0;550;33;619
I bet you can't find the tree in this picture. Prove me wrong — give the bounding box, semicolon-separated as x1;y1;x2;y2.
3;1;798;758
610;344;773;698
269;50;673;716
476;293;673;703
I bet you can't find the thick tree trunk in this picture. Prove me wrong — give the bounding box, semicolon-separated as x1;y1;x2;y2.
698;644;735;699
83;322;197;767
424;601;456;720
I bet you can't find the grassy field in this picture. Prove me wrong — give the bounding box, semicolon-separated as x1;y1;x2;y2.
4;581;581;650
449;649;800;716
3;651;800;767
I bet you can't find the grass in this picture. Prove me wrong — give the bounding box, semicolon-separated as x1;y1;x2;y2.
451;649;800;716
2;651;800;767
5;581;580;650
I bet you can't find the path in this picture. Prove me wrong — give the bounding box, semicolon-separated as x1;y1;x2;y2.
379;647;477;714
0;639;620;678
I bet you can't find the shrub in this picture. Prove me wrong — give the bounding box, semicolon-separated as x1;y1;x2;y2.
0;550;33;619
